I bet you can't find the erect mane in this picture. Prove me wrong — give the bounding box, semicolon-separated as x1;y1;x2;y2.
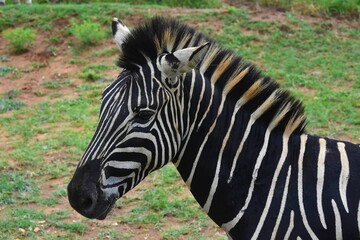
118;17;307;135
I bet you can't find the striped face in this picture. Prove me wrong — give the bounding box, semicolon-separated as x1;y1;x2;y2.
67;65;181;219
67;17;210;220
82;68;169;197
90;66;180;193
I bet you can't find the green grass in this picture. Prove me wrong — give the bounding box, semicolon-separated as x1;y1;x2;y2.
31;0;221;8
0;66;13;77
0;2;359;239
42;79;72;89
258;0;359;17
3;27;37;53
69;19;107;47
0;172;40;205
0;99;26;113
79;63;112;82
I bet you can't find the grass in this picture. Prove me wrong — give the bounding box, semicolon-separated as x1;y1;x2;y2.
3;27;37;53
79;63;112;82
257;0;359;17
0;90;26;113
69;19;107;47
31;0;222;8
0;2;359;239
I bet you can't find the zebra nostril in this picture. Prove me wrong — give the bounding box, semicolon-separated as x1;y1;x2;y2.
81;192;97;214
83;197;93;210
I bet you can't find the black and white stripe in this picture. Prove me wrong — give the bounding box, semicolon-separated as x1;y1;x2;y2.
68;17;360;239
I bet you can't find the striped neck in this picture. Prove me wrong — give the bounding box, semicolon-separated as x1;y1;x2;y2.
173;54;308;228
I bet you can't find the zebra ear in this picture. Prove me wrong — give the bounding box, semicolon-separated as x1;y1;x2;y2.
158;42;210;78
112;17;130;51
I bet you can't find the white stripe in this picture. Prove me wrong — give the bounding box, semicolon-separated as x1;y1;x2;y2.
103;173;136;187
298;134;319;240
135;80;141;106
331;199;343;240
147;58;155;106
105;160;142;169
284;211;295;240
197;82;214;129
317;138;327;229
150;125;166;170
271;166;292;240
337;142;349;213
185;72;196;137
137;64;149;104
251;134;290;240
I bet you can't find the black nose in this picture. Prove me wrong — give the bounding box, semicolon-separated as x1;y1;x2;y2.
67;159;103;218
67;180;99;218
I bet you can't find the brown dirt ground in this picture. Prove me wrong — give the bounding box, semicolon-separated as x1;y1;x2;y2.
1;4;359;239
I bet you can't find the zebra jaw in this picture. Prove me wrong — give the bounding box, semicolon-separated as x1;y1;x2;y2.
158;42;210;79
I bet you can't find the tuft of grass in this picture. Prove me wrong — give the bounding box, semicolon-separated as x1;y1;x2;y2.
0;172;38;205
3;27;36;53
0;208;45;237
91;47;118;57
0;89;26;113
69;19;107;46
42;79;71;89
0;55;10;62
0;98;26;113
0;66;13;77
48;210;88;234
79;63;111;82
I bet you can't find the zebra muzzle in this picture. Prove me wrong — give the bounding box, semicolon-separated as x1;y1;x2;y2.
67;159;115;219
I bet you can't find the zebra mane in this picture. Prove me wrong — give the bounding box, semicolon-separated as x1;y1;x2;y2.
118;17;307;135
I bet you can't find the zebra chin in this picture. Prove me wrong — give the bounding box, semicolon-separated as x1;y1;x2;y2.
67;159;118;220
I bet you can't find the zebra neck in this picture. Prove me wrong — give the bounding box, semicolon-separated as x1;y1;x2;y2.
174;109;300;224
173;69;308;227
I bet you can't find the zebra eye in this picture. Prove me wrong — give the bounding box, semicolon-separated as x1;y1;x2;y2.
137;110;155;121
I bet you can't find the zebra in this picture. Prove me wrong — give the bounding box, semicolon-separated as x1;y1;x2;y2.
67;17;360;239
0;0;31;5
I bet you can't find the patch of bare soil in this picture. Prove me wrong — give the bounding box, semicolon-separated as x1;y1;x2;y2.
0;36;118;107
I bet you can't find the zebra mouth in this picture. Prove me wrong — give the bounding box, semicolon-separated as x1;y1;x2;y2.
97;192;120;220
95;199;116;220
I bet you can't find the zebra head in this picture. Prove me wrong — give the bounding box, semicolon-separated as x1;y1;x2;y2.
67;17;209;220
